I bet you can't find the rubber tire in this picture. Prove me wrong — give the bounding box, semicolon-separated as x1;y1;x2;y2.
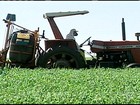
126;63;140;68
37;46;86;69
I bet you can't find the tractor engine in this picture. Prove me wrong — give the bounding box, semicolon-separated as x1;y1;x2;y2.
96;51;132;68
90;39;140;68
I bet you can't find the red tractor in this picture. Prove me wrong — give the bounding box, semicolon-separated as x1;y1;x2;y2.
0;11;89;69
0;10;140;69
90;18;140;68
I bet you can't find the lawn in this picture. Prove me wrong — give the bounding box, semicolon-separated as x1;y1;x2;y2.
0;67;140;104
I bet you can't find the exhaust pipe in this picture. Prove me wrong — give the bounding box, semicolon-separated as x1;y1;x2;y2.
122;18;126;41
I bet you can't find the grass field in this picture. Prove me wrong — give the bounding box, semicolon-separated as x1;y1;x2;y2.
0;67;140;104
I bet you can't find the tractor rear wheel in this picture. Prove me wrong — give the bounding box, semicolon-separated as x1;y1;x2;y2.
37;46;86;69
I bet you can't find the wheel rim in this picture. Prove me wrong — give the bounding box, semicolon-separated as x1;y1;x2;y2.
53;59;70;68
45;53;78;68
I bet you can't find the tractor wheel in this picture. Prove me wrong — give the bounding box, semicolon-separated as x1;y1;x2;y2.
37;46;86;69
126;63;140;68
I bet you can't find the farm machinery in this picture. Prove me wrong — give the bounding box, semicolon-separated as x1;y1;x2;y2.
0;10;140;69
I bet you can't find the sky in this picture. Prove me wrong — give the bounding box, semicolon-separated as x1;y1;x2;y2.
0;1;140;52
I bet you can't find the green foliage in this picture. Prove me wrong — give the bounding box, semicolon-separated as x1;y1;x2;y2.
0;67;140;104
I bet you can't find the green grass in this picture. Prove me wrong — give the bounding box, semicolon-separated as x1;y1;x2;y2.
0;67;140;104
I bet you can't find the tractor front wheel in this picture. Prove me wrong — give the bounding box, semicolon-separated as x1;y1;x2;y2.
126;63;140;68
